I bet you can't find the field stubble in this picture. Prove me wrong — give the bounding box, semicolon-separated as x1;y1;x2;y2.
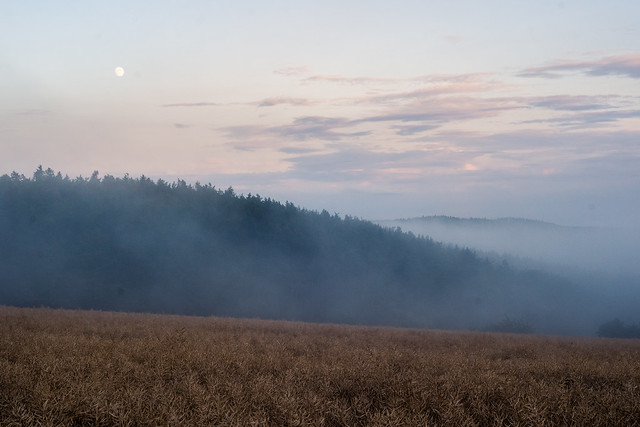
1;305;639;426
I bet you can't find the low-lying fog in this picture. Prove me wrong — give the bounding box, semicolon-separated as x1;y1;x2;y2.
376;216;640;332
376;217;640;277
3;168;637;337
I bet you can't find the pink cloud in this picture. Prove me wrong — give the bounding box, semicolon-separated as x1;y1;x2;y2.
358;80;506;104
302;72;489;86
526;95;620;111
519;54;640;79
257;97;316;107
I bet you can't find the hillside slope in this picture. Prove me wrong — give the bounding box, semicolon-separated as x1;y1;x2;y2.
0;168;606;334
376;216;640;275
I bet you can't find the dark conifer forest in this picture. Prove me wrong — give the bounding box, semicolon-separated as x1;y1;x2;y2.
0;167;621;335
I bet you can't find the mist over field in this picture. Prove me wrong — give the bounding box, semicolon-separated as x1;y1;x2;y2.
1;168;638;337
376;216;640;277
377;216;640;330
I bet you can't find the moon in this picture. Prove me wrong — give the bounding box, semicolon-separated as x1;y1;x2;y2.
114;66;125;77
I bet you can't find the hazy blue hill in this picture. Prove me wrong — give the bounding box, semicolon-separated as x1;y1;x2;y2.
0;168;627;335
380;215;577;231
375;215;639;275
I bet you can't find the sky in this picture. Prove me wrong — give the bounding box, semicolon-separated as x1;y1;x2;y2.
2;0;639;226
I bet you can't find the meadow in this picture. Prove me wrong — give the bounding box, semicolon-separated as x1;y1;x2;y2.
1;305;639;426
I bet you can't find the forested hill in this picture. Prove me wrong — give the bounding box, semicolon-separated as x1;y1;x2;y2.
0;168;596;334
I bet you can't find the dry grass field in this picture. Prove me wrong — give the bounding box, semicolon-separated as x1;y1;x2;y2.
1;305;640;426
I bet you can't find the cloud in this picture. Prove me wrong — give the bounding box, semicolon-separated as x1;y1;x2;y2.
222;93;523;147
521;109;640;128
195;126;640;226
441;128;640;155
161;102;218;107
284;148;453;183
219;125;268;140
279;147;319;154
217;63;638;168
303;74;402;85
519;54;640;79
273;64;493;89
241;129;640;189
302;72;489;86
247;75;500;112
527;95;620;111
274;66;310;76
357;80;505;104
219;118;371;148
173;123;190;129
257;97;316;107
268;116;370;141
357;95;522;127
223;97;509;144
392;124;439;136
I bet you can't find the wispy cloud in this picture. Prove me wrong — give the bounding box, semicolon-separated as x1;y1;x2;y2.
250;74;499;112
219;125;268;140
357;80;505;104
173;123;190;129
160;102;218;107
279;147;319;155
284;147;458;183
220;118;370;146
302;72;489;86
392;124;439;136
303;74;404;85
222;97;514;144
216;62;639;165
358;96;522;126
268;116;370;141
521;109;640;128
257;97;316;107
281;128;640;185
222;93;523;144
526;95;620;111
519;54;640;79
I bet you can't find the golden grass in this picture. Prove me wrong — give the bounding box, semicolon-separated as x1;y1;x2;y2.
1;305;639;426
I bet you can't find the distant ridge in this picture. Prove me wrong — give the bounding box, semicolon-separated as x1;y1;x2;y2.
374;214;639;281
384;215;579;230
